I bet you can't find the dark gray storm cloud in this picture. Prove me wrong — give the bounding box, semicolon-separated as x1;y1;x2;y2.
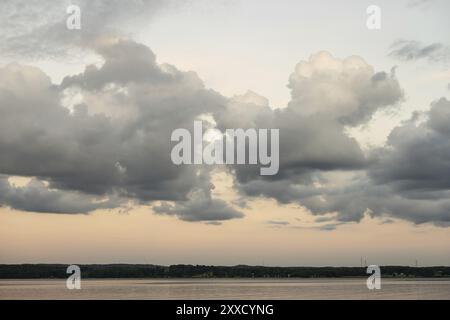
389;40;450;63
370;98;450;191
0;38;241;222
279;98;450;227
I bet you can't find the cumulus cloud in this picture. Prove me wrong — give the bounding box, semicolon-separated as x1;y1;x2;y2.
0;38;242;221
389;40;450;63
221;52;403;210
287;52;403;126
212;51;450;227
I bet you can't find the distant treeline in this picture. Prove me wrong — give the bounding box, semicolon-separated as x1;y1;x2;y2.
0;264;449;279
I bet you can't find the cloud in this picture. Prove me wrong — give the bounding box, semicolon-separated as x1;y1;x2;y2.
0;39;238;221
0;176;120;214
266;220;290;226
297;176;450;226
290;98;450;226
0;0;170;58
287;52;403;126
314;216;336;223
222;52;403;210
211;57;403;225
317;223;348;231
362;98;450;226
205;221;222;226
290;221;350;231
389;40;450;63
153;190;243;222
60;39;168;90
407;0;435;9
370;98;450;191
212;51;450;227
0;33;448;227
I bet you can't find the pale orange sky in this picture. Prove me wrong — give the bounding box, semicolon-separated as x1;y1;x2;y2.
1;173;449;266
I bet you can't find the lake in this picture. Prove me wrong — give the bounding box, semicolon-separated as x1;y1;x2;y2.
0;278;449;299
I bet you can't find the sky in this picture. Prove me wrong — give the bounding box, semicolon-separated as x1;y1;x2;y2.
0;0;449;266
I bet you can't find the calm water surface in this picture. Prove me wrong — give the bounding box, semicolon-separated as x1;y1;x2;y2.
0;278;449;299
